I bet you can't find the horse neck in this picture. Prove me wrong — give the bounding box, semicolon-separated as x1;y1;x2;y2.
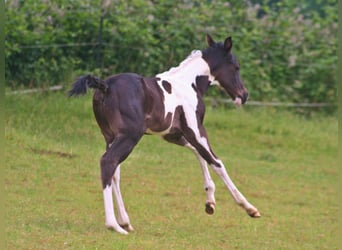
156;50;214;84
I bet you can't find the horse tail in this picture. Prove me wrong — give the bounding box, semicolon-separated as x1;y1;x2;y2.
68;75;108;97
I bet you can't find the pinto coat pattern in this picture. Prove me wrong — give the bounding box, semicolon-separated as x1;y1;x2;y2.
69;35;260;234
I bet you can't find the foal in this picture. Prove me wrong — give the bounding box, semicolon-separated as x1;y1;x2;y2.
69;34;260;234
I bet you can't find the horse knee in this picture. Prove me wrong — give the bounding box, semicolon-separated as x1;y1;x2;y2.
211;159;224;169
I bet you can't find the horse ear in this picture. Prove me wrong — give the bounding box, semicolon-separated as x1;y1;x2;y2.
224;36;233;51
206;34;215;47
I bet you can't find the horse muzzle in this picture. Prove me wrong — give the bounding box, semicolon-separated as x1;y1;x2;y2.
241;92;249;104
234;92;248;106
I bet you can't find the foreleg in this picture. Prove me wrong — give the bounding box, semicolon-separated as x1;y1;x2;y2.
186;144;216;214
210;160;260;217
182;119;260;218
163;134;216;214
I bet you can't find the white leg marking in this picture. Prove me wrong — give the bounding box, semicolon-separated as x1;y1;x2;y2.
185;143;216;214
211;161;260;217
196;153;217;215
183;110;260;217
103;185;128;234
198;155;216;204
112;165;134;232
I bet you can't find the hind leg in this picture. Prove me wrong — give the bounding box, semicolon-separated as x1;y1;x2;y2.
112;165;134;232
103;184;126;234
101;135;142;234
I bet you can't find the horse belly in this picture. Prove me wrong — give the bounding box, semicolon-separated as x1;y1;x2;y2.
145;90;181;135
145;110;174;135
145;126;171;135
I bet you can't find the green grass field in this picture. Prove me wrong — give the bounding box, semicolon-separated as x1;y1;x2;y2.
5;92;337;249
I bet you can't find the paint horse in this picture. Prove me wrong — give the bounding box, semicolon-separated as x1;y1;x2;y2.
69;34;260;234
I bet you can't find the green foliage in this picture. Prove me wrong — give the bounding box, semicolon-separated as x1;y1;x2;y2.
5;0;337;104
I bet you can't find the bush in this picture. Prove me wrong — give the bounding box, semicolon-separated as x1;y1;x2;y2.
5;0;337;104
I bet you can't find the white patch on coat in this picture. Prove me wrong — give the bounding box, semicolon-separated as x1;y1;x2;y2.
147;51;215;136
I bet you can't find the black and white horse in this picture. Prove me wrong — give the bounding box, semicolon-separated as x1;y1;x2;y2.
69;34;260;234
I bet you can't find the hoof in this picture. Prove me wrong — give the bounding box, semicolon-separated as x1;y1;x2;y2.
247;208;261;218
120;224;134;232
205;202;216;215
106;224;129;235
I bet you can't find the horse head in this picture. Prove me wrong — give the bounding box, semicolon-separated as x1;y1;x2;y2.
202;35;248;106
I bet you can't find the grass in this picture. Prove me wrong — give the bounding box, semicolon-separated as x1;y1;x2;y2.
5;92;337;249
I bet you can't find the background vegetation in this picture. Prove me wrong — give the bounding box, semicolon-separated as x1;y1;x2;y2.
5;92;338;249
5;1;338;248
5;0;337;104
